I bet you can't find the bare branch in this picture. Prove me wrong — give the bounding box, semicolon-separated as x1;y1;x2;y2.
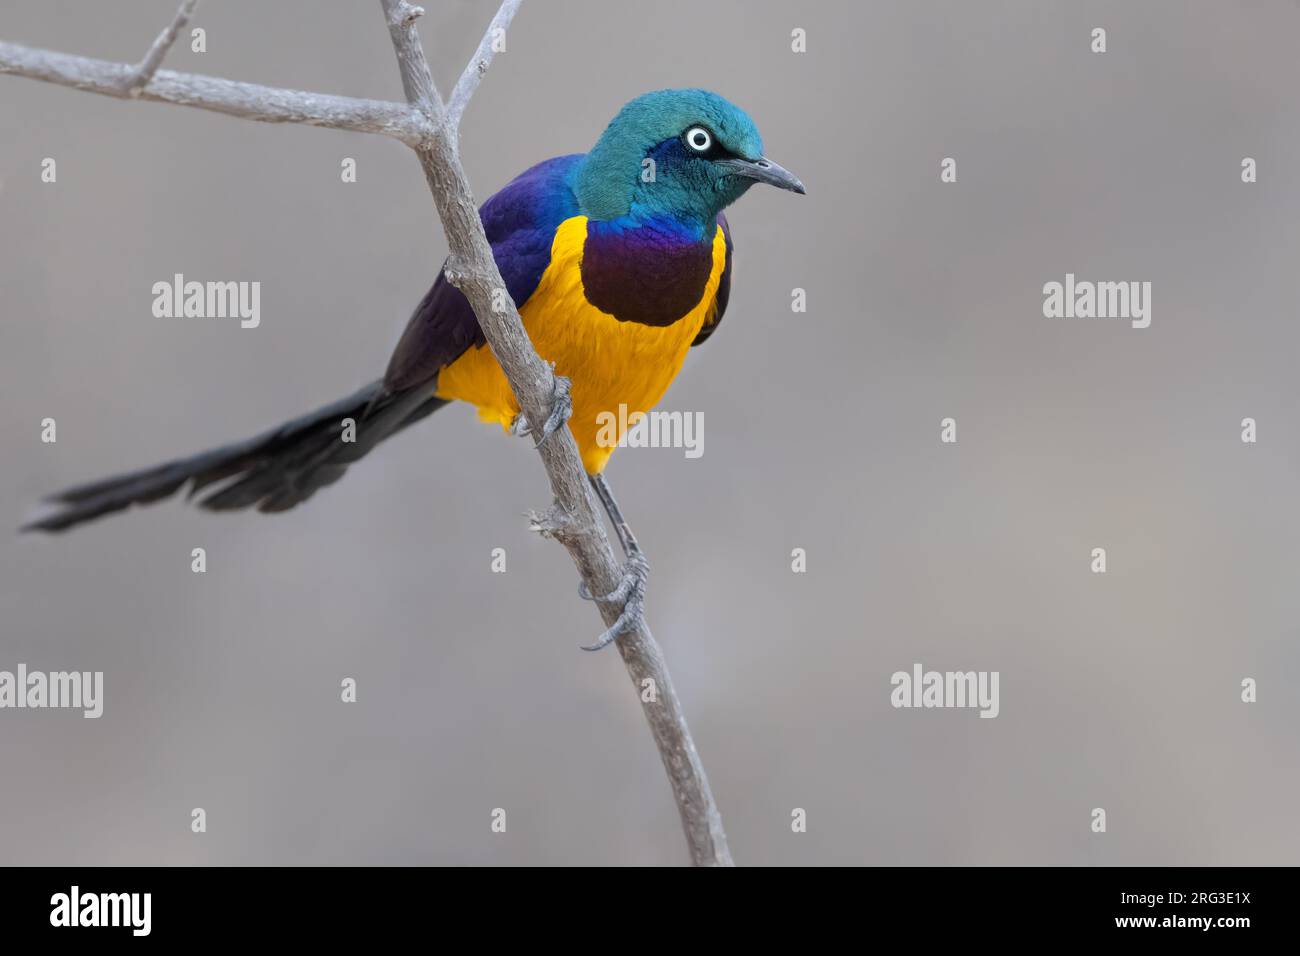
447;0;522;129
377;0;733;867
0;0;733;867
381;0;444;122
125;0;201;97
0;41;432;145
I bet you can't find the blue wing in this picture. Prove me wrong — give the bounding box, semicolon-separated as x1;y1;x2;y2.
384;154;584;392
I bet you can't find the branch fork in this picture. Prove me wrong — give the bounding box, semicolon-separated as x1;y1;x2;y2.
122;0;199;96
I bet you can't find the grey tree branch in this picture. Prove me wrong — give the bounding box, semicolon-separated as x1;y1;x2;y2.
381;1;443;121
446;0;522;129
0;0;733;867
0;41;433;146
125;0;200;96
378;0;731;867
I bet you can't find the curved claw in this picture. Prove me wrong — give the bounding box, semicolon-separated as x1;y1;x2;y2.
534;375;572;449
578;552;648;602
577;569;633;603
508;376;572;445
578;553;649;651
581;591;644;651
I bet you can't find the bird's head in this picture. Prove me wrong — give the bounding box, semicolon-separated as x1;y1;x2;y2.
575;88;805;226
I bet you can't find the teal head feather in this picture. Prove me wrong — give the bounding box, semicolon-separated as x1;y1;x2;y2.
575;88;803;227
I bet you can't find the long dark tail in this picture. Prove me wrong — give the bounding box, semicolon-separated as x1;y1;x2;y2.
24;381;449;533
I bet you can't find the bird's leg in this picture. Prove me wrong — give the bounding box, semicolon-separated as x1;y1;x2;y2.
579;471;649;652
509;373;572;448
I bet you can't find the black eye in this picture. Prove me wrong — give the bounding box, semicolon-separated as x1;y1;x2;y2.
684;126;713;153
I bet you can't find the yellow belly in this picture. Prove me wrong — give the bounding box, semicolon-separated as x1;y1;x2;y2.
435;215;728;474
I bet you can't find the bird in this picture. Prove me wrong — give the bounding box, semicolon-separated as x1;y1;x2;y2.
24;88;805;648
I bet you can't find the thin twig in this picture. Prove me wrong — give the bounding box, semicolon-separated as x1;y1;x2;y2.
446;0;522;129
0;41;433;146
125;0;200;96
381;1;443;122
0;0;734;867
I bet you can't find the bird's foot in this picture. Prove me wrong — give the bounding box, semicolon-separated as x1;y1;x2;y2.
535;374;572;448
578;550;649;651
509;374;572;448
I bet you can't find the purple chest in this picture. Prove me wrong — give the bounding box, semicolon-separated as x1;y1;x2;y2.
580;218;717;327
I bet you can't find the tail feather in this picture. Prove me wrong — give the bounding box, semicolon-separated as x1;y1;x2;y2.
23;381;448;533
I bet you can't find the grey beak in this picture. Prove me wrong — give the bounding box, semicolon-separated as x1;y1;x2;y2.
718;155;806;195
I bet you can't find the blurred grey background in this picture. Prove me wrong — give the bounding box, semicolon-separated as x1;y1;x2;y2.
2;0;1299;866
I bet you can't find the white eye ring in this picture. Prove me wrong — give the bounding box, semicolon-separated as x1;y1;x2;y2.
684;126;712;153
